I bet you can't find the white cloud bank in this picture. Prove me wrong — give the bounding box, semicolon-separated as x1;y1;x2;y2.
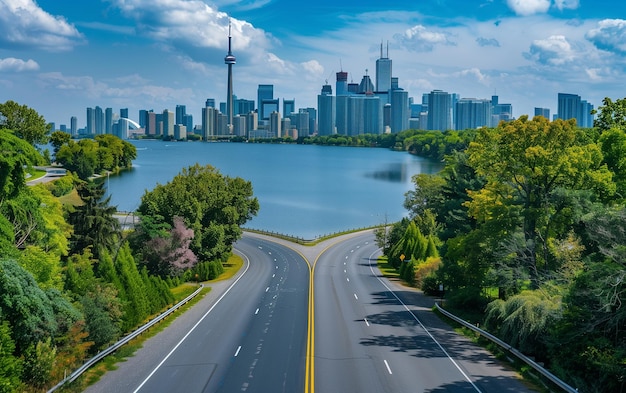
0;0;84;51
0;57;39;72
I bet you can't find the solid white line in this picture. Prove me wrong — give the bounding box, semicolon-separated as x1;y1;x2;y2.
133;251;252;393
234;346;241;357
384;359;393;374
367;248;482;392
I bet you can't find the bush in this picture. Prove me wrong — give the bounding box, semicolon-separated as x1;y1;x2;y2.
415;257;442;288
45;174;74;197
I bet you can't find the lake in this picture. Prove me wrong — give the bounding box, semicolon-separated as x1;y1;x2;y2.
105;140;443;240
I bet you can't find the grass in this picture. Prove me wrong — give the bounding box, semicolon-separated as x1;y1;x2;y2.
376;255;400;279
25;168;47;181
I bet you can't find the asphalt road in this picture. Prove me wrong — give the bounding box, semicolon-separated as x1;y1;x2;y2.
312;231;535;393
85;230;536;393
85;235;309;393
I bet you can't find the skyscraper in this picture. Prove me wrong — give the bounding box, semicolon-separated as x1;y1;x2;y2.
427;90;452;131
224;21;236;132
283;99;295;116
534;107;550;119
336;71;348;97
95;106;104;134
105;107;113;134
456;98;492;130
558;93;594;127
70;116;77;136
257;84;274;120
176;105;186;125
390;88;409;133
375;42;392;93
318;82;335;136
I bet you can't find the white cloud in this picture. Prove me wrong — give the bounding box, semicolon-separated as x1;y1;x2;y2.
0;0;84;51
524;35;577;65
107;0;271;55
301;60;325;79
554;0;579;11
395;25;454;52
506;0;551;16
0;57;39;72
586;19;626;55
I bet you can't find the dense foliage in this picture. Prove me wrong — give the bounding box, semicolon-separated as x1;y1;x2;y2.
0;102;258;392
381;99;626;392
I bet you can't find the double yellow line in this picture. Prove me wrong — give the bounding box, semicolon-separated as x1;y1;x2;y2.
304;257;315;393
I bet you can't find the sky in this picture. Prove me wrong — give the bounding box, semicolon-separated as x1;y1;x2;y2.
1;0;625;128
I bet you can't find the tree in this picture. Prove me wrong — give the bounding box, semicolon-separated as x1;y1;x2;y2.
592;96;626;132
466;116;615;287
49;131;71;157
0;129;41;204
141;216;198;277
0;100;50;146
67;180;121;259
0;321;22;393
138;164;259;263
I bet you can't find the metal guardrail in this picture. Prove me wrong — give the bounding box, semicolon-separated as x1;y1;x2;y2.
434;303;578;393
47;285;205;392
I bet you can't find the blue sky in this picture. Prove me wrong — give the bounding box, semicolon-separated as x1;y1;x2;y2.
1;0;625;128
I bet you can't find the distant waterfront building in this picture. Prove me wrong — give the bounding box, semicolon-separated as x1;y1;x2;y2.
375;42;392;93
206;98;216;108
257;84;274;120
145;111;157;136
491;95;513;125
174;124;186;140
283;99;295;116
233;115;246;137
336;71;348;97
317;83;336;136
363;95;383;134
427;90;452;131
456;98;492;130
95;106;104;134
534;107;550;119
139;109;148;128
245;111;258;135
202;105;216;140
105;107;113;134
358;72;375;94
70;116;77;136
236;99;254;116
120;108;128;119
390;88;409;133
348;96;365;135
558;93;594;127
269;111;281;137
162;109;175;138
176;105;186;125
86;107;95;134
261;99;279;121
336;95;349;135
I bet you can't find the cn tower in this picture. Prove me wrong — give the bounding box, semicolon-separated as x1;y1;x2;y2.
224;20;236;132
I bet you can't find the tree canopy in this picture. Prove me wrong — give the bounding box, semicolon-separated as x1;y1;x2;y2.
138;164;259;264
0;100;50;146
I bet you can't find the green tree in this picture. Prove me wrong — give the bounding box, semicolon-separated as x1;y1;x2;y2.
138;164;259;263
466;116;615;287
49;130;71;157
0;100;50;146
592;96;626;132
67;180;120;259
22;338;55;389
0;129;41;204
0;321;22;393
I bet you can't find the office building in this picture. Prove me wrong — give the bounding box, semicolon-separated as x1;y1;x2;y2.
246;111;258;135
283;99;295;116
261;99;279;121
269;111;281;137
390;88;409;133
86;107;95;134
336;95;349;135
318;83;336;136
358;72;375;94
105;107;113;134
456;98;492;130
364;95;383;134
557;93;594;127
175;105;186;125
162;109;175;138
336;71;348;97
535;107;550;119
202;105;216;140
206;98;216;108
174;124;186;140
94;106;104;134
236;99;255;116
492;95;513;125
145;111;157;136
120;108;128;119
427;90;452;131
376;42;392;93
258;84;274;119
70;116;77;136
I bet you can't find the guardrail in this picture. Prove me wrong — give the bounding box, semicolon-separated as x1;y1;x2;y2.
434;303;578;393
47;285;205;393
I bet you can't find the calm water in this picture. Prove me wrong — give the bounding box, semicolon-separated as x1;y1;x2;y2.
106;140;443;239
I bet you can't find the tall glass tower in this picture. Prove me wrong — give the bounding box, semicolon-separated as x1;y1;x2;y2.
224;21;236;132
375;42;392;93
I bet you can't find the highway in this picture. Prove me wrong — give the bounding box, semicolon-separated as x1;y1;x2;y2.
312;231;534;393
85;235;309;393
85;231;535;393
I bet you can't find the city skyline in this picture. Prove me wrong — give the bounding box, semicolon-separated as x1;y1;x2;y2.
1;0;625;127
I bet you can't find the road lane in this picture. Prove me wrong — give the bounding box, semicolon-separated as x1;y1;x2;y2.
313;231;535;393
85;235;309;393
